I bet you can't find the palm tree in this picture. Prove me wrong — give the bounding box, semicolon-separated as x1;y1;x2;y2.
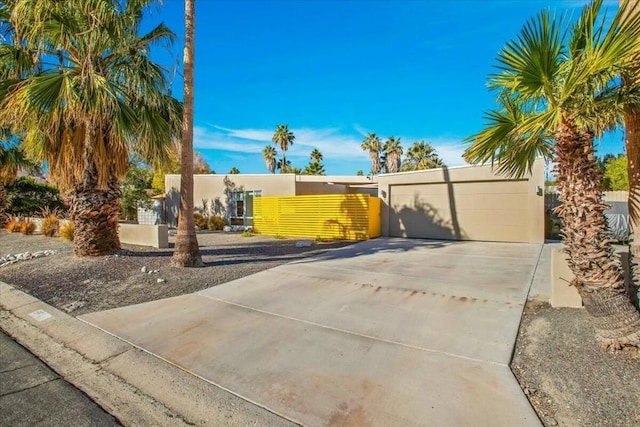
272;124;295;173
302;161;325;175
621;0;640;296
403;140;445;171
361;132;382;174
303;149;325;175
172;0;203;267
384;136;403;174
464;0;640;348
277;158;293;173
310;148;323;163
262;145;277;173
229;167;240;174
0;0;181;257
0;139;38;226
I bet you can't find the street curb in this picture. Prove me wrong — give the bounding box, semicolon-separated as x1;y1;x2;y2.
0;282;294;427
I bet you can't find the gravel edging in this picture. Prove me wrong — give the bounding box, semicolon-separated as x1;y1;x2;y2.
0;231;353;316
511;300;640;427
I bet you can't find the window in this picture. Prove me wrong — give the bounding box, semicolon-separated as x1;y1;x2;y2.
229;190;261;223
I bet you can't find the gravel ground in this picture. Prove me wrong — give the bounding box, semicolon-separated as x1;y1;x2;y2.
512;300;640;427
0;230;352;316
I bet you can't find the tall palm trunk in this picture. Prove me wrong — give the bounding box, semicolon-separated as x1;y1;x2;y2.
622;0;640;310
70;166;121;256
0;181;6;227
368;151;379;174
171;0;202;267
625;102;640;308
555;118;640;348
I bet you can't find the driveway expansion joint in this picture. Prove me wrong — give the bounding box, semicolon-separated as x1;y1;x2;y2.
196;292;508;367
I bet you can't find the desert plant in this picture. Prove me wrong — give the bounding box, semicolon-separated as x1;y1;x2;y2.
208;215;225;231
193;213;208;229
59;222;75;242
40;206;64;219
5;217;21;233
41;215;60;237
464;0;640;348
20;220;36;235
240;230;254;237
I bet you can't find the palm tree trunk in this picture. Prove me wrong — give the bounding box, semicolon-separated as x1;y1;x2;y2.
625;102;640;309
70;168;121;256
0;181;6;227
171;0;202;268
621;0;640;308
369;151;379;174
555;118;640;349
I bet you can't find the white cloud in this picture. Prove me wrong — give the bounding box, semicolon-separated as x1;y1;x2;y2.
210;125;273;142
199;125;366;160
352;124;370;137
427;138;467;167
194;124;468;168
193;126;265;153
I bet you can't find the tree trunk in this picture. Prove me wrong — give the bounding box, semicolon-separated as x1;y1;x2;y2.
625;101;640;309
171;0;202;268
555;118;640;349
70;169;121;257
622;0;640;309
0;181;6;227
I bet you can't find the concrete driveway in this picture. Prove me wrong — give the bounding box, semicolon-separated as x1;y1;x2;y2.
81;238;543;426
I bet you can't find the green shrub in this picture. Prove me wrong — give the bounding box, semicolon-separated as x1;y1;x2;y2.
5;177;67;217
208;215;225;230
193;213;207;229
59;222;75;241
20;220;36;235
240;230;254;237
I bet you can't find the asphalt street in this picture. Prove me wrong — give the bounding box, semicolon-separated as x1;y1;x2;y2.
0;329;120;426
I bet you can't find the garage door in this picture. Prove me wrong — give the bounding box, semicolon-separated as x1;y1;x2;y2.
389;180;530;242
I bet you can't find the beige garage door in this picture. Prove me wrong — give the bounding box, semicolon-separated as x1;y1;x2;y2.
389;181;530;242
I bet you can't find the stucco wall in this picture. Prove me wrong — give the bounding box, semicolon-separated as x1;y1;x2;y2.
376;159;545;243
165;174;297;226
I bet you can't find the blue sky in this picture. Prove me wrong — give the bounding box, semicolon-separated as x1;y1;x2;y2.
146;0;625;175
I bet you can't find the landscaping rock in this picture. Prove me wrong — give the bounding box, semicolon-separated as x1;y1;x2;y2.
141;266;148;273
156;278;166;283
295;240;314;248
0;250;56;269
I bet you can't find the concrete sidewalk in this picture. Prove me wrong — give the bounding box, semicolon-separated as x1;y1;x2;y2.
0;282;294;426
0;330;120;426
80;238;544;426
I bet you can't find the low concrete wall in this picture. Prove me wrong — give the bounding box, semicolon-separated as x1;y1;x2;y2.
118;224;168;249
551;247;630;308
25;217;71;234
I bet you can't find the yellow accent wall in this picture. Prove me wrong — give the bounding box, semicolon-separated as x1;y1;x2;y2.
254;194;381;240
